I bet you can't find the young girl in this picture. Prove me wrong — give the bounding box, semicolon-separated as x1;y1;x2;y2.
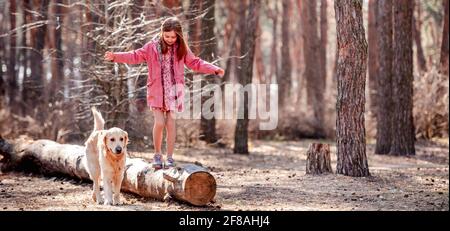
104;17;224;169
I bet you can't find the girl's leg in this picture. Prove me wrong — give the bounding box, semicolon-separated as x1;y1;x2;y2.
165;111;176;158
152;109;166;154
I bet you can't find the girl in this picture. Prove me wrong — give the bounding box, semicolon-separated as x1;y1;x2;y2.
104;17;224;169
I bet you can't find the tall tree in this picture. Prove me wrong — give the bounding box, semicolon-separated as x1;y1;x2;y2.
375;0;393;154
186;0;203;93
234;0;261;154
440;0;449;75
220;0;238;93
161;0;183;15
368;0;379;116
129;0;147;113
7;0;18;108
187;0;203;56
233;0;248;90
0;1;5;99
302;0;325;138
278;0;292;107
319;0;327;89
254;18;265;84
200;0;219;144
48;0;65;103
20;0;31;115
266;0;279;85
412;0;427;73
390;0;415;156
334;0;370;177
22;0;50;120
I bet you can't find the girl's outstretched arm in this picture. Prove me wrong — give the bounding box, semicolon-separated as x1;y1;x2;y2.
104;42;152;64
184;48;224;76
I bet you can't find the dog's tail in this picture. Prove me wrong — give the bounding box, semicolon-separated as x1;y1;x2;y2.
92;107;105;131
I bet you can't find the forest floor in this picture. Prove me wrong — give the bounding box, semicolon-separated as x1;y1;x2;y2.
0;139;448;211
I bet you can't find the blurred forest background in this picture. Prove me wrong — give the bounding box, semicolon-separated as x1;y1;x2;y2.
0;0;448;152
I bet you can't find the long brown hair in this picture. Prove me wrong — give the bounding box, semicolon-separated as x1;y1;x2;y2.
160;17;188;61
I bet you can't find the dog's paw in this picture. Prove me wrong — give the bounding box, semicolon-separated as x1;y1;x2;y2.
112;200;121;206
104;200;113;206
113;195;121;205
96;198;104;205
112;201;121;206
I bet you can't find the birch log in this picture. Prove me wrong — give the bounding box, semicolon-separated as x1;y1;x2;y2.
0;136;216;206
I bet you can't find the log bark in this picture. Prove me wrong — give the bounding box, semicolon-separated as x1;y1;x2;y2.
0;137;216;206
306;143;332;175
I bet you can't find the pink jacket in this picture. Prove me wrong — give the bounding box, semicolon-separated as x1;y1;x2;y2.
112;39;221;111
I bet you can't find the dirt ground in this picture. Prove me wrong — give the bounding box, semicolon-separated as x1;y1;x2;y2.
0;139;448;211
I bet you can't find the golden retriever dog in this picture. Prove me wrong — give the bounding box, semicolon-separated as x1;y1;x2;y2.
84;107;128;205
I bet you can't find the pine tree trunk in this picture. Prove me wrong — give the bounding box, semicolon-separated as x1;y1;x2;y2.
254;22;265;84
334;0;370;177
279;0;292;107
186;0;203;91
0;40;4;99
49;0;64;103
20;0;31;116
0;60;3;98
412;0;427;73
0;137;216;206
268;2;279;89
7;0;18;109
23;0;49;121
391;0;415;156
220;0;237;93
319;0;328;90
83;0;99;74
233;0;260;154
440;0;449;75
131;0;147;113
0;1;5;99
368;0;379;117
302;0;325;138
293;0;304;104
161;0;183;15
306;143;332;175
375;0;393;154
200;0;218;144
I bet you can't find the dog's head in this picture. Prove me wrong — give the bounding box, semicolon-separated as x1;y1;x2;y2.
100;127;128;155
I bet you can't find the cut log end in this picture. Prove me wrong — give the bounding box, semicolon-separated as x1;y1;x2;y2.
306;143;333;175
184;172;216;206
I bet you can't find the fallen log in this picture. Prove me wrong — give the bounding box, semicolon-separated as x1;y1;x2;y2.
0;136;216;206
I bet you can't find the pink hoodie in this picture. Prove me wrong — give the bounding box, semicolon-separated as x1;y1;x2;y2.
112;39;221;111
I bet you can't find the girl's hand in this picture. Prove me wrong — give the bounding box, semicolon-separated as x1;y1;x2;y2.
215;68;225;77
104;51;115;61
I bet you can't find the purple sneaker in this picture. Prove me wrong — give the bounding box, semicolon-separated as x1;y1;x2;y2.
152;154;163;169
164;157;176;169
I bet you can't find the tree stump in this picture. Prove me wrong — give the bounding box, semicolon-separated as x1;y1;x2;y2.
0;136;216;206
306;143;332;174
